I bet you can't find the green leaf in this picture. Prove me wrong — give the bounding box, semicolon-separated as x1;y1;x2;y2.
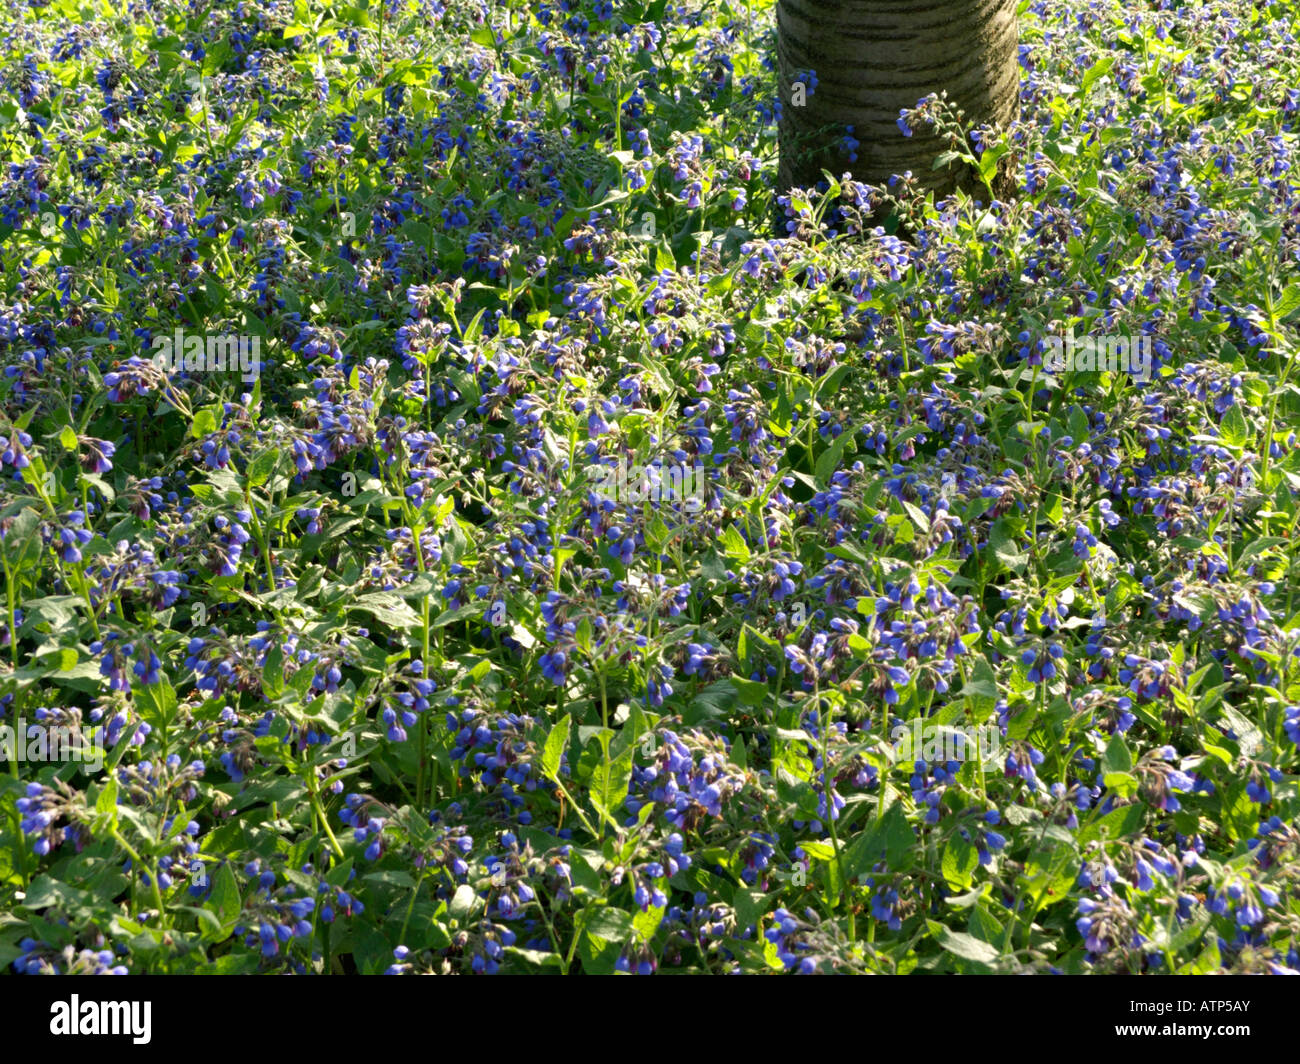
1077;803;1145;846
350;592;424;630
202;863;242;942
942;834;979;891
94;778;119;829
733;886;767;932
814;431;855;481
1101;733;1132;776
1102;771;1138;798
262;644;285;699
844;797;915;875
245;450;278;488
988;518;1028;572
880;801;915;866
431;602;488;629
719;524;751;563
589;744;634;828
1080;56;1116;94
978;143;1010;188
1;507;41;567
449;883;478;921
960;655;999;719
683;678;740;725
1216;705;1262;756
927;920;1001;965
730;675;768;707
540;714;571;780
138;679;178;729
577;905;634;974
1273;282;1300;321
190;407;218;439
1218;404;1250;451
800;840;835;862
632;899;666;943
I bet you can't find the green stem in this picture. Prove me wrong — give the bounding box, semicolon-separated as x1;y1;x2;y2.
309;777;345;861
244;495;279;601
548;774;600;841
112;828;167;925
397;870;427;945
413;522;432;809
816;677;853;940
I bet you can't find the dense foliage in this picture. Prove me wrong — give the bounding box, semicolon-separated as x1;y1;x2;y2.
2;0;1299;975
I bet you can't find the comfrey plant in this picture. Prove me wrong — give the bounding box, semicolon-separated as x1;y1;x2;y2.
1042;331;1155;382
150;329;262;386
0;0;1298;978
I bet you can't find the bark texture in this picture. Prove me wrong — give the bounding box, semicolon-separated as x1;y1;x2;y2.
777;0;1020;198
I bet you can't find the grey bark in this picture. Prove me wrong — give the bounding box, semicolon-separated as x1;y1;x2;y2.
777;0;1020;199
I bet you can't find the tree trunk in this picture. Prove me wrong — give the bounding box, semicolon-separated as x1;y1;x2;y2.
777;0;1019;200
